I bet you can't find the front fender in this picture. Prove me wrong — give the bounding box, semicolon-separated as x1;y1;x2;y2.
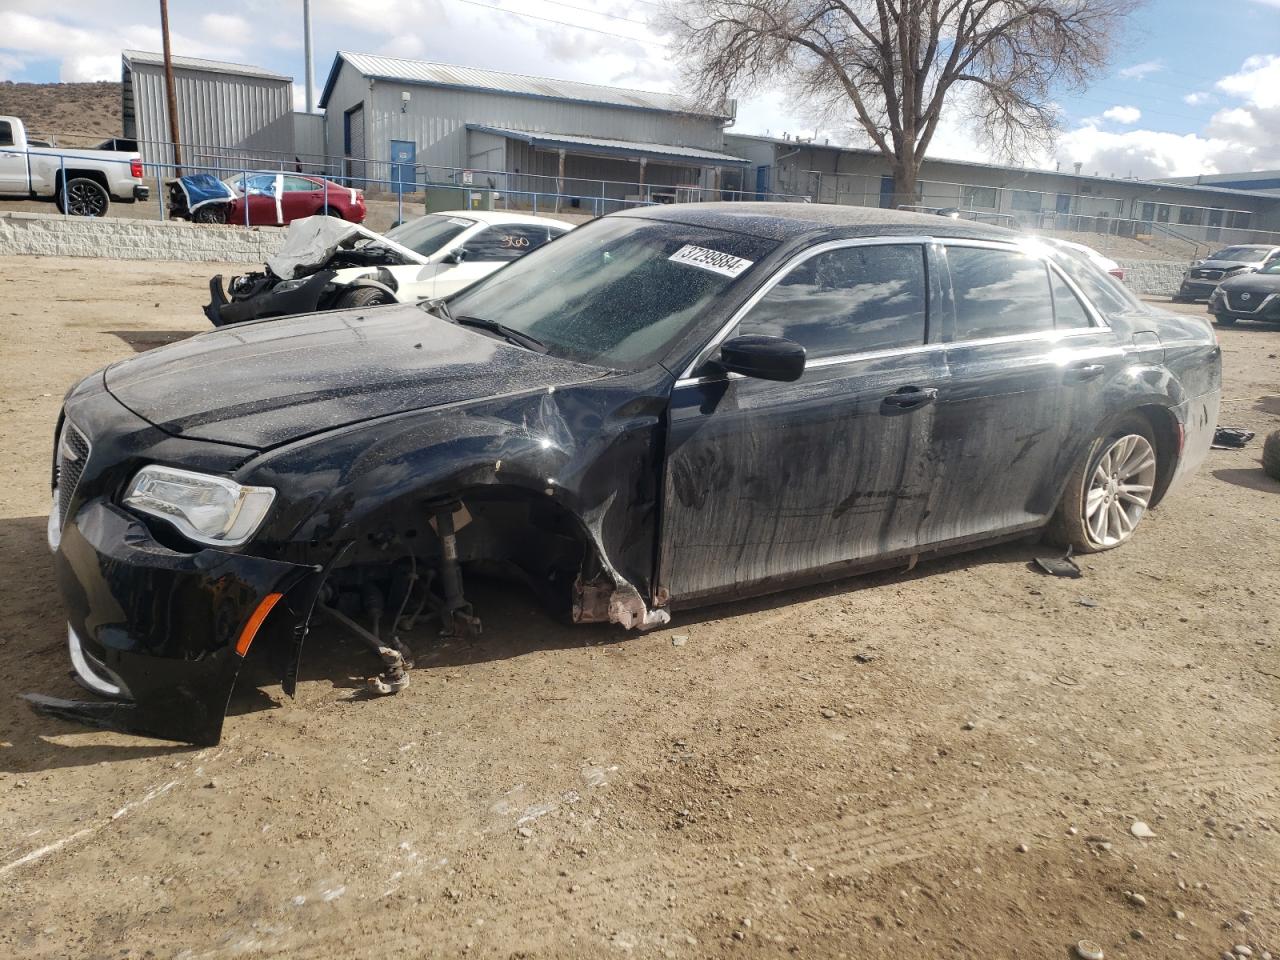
242;380;670;604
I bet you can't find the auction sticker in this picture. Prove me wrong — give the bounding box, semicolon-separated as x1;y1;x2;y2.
668;244;754;278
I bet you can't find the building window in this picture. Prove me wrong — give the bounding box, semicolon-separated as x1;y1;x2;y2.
961;185;997;208
1010;190;1043;212
1177;207;1204;226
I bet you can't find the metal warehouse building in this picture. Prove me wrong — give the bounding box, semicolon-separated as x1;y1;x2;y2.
318;51;747;202
122;50;321;169
727;133;1280;247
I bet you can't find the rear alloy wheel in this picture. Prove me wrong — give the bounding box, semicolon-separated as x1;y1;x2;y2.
1047;415;1159;553
58;177;109;217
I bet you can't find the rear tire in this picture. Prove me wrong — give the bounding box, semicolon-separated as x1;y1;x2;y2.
1213;313;1238;326
57;177;109;217
335;286;396;309
1046;414;1159;553
1263;430;1280;483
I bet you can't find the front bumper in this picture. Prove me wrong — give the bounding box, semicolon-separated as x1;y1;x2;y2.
204;270;335;327
1177;279;1219;300
29;497;316;745
1209;290;1280;322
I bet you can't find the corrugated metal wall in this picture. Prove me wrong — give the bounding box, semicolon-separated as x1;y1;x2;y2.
293;113;326;170
321;62;731;189
128;61;293;168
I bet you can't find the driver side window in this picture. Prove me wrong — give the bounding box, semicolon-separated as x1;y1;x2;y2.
737;243;929;360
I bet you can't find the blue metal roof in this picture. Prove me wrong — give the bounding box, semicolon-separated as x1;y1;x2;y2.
468;125;749;167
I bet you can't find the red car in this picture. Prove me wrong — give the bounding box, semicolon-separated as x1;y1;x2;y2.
220;172;366;226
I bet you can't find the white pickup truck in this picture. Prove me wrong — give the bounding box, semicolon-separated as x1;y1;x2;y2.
0;116;150;216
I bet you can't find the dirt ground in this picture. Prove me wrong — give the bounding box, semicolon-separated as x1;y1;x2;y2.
0;255;1276;960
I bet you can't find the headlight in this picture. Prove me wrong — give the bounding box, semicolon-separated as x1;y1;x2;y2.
273;277;309;293
123;466;275;547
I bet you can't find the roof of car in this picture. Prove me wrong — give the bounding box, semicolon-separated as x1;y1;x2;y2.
615;201;1017;242
434;210;576;228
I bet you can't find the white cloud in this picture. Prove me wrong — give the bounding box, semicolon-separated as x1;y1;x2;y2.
1183;91;1213;106
0;52;26;80
1117;59;1163;80
199;13;251;48
1101;105;1141;124
61;55;121;82
1216;53;1280;109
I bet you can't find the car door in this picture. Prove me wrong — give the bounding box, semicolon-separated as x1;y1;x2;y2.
0;120;27;193
658;239;951;604
929;241;1124;541
281;175;321;222
241;173;282;225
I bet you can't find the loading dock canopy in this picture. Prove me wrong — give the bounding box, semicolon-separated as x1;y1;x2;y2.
467;125;750;167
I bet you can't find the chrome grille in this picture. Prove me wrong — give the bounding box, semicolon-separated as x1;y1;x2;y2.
1226;291;1265;312
56;419;90;525
1193;269;1223;281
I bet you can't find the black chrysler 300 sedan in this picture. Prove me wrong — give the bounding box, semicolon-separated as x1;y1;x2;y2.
34;204;1222;744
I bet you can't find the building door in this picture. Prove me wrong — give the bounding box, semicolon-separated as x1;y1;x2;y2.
343;104;365;186
754;164;771;199
879;174;895;208
390;139;416;194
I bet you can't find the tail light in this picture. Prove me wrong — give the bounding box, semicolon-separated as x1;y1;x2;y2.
130;158;143;179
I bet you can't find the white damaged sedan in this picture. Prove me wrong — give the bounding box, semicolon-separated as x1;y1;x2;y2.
205;210;574;326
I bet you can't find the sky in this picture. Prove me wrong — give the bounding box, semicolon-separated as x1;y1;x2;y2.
0;0;1276;180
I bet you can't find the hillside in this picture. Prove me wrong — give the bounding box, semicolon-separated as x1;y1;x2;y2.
0;81;123;146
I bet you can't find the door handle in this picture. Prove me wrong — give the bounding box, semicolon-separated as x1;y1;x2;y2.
882;386;938;410
1066;362;1106;382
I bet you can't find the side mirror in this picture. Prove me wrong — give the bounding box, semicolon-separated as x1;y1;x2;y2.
443;248;468;265
718;334;806;382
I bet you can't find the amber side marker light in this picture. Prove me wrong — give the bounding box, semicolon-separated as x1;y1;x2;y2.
236;592;284;656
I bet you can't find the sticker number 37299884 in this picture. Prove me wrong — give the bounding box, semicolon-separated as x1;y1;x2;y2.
667;244;754;278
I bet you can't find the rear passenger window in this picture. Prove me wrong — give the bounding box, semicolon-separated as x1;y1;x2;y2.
0;121;12;147
948;247;1053;340
738;244;928;359
1050;271;1090;328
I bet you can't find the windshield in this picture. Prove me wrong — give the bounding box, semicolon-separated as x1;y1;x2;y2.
1258;259;1280;275
1208;245;1269;263
384;215;475;257
445;216;778;369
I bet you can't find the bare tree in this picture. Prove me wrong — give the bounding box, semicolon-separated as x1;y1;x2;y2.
669;0;1130;206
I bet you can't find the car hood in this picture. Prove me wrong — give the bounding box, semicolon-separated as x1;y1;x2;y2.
266;216;429;279
1219;271;1280;292
1195;259;1256;271
104;305;608;449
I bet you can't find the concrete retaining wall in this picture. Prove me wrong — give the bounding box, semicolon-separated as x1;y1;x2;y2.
0;211;287;264
1116;258;1186;298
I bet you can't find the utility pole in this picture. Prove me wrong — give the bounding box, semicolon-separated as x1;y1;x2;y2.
159;0;183;174
303;0;315;113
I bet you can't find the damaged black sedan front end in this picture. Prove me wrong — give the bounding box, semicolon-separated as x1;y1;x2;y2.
37;378;322;744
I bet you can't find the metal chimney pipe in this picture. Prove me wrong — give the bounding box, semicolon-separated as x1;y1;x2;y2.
303;0;315;113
